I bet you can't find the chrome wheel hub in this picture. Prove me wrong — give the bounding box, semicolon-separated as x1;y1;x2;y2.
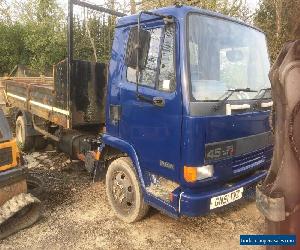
112;171;134;210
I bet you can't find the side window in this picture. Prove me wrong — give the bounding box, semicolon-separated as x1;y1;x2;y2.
158;24;175;92
126;24;176;92
127;28;162;88
140;28;162;87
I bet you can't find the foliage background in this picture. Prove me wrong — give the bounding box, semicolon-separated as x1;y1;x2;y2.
254;0;300;62
0;0;299;76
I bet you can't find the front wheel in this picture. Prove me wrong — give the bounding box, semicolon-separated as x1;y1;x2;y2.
106;157;149;223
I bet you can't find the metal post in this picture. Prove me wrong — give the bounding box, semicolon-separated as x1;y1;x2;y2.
67;0;73;116
72;0;126;17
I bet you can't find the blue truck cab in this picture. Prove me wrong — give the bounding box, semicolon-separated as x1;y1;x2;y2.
102;5;273;221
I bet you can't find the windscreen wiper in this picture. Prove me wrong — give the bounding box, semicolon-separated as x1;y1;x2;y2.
252;87;272;110
213;88;257;111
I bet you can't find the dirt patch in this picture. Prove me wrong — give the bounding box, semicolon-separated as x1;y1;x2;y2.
0;151;265;250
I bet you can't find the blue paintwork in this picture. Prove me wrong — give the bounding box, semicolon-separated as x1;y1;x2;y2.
177;170;268;216
104;5;272;218
102;133;145;187
180;112;272;187
102;133;181;217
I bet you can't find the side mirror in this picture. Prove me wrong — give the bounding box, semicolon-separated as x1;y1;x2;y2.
125;26;151;70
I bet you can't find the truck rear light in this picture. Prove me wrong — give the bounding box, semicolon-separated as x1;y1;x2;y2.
184;165;214;182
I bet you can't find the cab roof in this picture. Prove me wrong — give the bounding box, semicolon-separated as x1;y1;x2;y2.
116;5;262;33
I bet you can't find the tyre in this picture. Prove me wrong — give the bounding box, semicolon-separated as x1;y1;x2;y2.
16;116;34;152
106;157;149;223
26;175;44;198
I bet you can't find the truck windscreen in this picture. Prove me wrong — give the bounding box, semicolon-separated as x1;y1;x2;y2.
188;14;271;101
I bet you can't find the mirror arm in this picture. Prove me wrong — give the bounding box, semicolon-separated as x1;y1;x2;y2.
136;11;142;99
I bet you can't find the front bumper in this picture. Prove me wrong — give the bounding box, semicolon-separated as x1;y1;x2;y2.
179;170;267;216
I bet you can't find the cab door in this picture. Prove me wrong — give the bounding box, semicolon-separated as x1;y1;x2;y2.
119;23;182;181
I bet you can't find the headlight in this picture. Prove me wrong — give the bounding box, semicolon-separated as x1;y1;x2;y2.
184;165;214;182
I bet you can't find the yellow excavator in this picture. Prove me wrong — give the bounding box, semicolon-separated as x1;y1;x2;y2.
0;108;41;240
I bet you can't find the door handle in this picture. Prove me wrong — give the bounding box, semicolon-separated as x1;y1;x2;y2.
152;96;165;107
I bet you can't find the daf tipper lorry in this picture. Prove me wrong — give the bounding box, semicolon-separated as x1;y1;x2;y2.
3;2;273;222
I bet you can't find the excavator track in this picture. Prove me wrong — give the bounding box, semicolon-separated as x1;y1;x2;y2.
0;107;42;240
0;193;41;240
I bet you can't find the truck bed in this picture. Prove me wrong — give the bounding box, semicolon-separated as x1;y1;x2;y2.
3;78;67;126
2;60;107;129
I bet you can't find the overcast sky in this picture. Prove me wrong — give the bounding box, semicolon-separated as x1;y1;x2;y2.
247;0;260;10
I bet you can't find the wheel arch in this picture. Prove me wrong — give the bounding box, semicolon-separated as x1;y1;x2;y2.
102;134;145;189
15;110;39;137
101;135;180;218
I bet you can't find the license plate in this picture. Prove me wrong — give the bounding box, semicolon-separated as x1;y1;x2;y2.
210;187;244;210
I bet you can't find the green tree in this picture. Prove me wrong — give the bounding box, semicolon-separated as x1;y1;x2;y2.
20;0;67;74
0;22;28;75
0;0;11;23
72;11;116;63
0;0;253;76
254;0;300;62
0;0;67;75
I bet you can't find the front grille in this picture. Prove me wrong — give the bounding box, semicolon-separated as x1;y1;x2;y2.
0;147;13;166
232;147;272;174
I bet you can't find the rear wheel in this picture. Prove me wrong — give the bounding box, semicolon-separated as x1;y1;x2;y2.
26;174;44;198
16;116;34;152
106;157;149;223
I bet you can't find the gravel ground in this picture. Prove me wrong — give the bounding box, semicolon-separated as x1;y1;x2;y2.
0;150;265;250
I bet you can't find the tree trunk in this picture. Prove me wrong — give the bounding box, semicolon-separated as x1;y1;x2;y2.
130;0;136;14
273;0;283;38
